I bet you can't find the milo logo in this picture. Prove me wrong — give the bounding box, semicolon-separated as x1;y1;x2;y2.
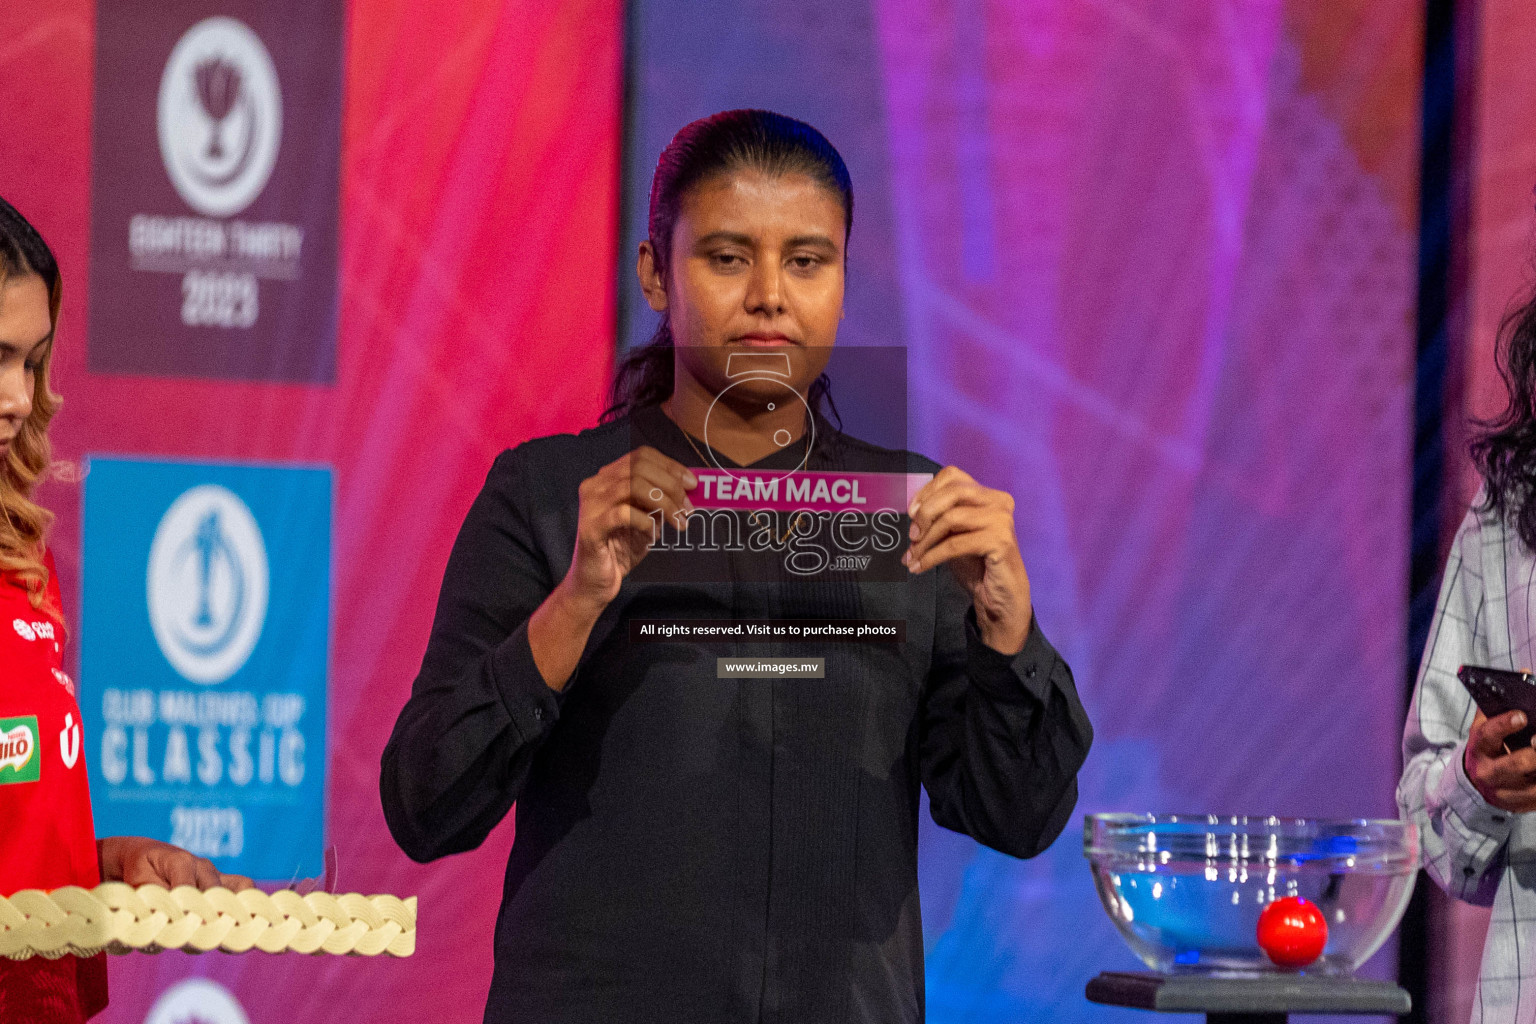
0;717;40;783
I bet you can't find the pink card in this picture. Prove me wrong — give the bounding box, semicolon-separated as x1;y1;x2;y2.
686;470;932;513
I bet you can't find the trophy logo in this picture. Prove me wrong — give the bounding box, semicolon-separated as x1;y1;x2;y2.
146;484;270;685
195;57;243;162
157;16;282;218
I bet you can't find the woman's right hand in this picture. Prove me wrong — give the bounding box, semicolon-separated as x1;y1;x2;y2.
529;446;696;692
563;446;697;608
98;836;252;891
1465;708;1536;813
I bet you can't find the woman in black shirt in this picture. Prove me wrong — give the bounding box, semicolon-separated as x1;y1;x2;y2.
380;110;1092;1024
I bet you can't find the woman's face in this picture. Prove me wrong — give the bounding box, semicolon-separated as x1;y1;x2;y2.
0;273;50;461
640;168;845;407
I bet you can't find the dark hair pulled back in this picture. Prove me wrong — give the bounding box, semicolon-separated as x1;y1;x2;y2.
605;110;853;422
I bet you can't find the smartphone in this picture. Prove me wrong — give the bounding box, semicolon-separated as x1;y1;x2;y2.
1457;665;1536;753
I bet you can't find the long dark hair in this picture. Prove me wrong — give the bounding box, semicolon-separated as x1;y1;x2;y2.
605;109;853;423
0;195;64;613
1472;283;1536;549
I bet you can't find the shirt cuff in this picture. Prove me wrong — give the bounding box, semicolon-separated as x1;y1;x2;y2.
488;619;561;743
964;607;1057;704
1441;738;1516;839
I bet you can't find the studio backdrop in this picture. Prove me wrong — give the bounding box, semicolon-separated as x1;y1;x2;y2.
1;0;1418;1021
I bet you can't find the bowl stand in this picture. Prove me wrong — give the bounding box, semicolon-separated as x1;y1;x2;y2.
1086;971;1411;1023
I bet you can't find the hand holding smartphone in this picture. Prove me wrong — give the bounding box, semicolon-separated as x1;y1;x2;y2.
1457;665;1536;753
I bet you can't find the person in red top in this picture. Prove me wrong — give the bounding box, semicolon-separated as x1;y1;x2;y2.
0;196;251;1022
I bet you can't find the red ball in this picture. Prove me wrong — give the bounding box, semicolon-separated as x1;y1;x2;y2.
1256;896;1328;968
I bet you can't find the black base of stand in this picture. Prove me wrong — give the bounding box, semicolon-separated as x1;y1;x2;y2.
1086;971;1412;1023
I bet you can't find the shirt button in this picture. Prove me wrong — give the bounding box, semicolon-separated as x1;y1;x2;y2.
1464;867;1477;877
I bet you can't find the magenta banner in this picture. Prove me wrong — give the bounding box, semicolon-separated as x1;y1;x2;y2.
87;0;343;382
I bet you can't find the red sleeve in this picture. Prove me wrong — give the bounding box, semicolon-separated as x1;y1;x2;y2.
0;955;107;1024
0;558;106;1022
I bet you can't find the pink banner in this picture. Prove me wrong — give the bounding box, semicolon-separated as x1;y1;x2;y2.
687;470;931;512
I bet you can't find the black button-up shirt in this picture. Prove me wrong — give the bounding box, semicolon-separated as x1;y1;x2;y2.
380;404;1092;1024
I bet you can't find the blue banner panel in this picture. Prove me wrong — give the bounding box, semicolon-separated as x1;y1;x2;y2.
81;458;330;881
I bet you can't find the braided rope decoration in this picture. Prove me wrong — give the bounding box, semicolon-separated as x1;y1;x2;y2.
0;883;415;959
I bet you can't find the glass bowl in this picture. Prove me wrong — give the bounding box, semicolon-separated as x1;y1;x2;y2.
1084;813;1419;975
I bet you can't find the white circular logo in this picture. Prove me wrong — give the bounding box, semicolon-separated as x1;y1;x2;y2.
147;484;269;685
702;352;816;481
146;978;251;1024
157;17;282;218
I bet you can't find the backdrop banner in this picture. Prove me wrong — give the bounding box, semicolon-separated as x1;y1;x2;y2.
1;0;622;1020
87;0;344;382
81;458;331;882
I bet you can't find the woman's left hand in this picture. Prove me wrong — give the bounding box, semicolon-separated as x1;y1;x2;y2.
904;466;1032;654
98;836;253;891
